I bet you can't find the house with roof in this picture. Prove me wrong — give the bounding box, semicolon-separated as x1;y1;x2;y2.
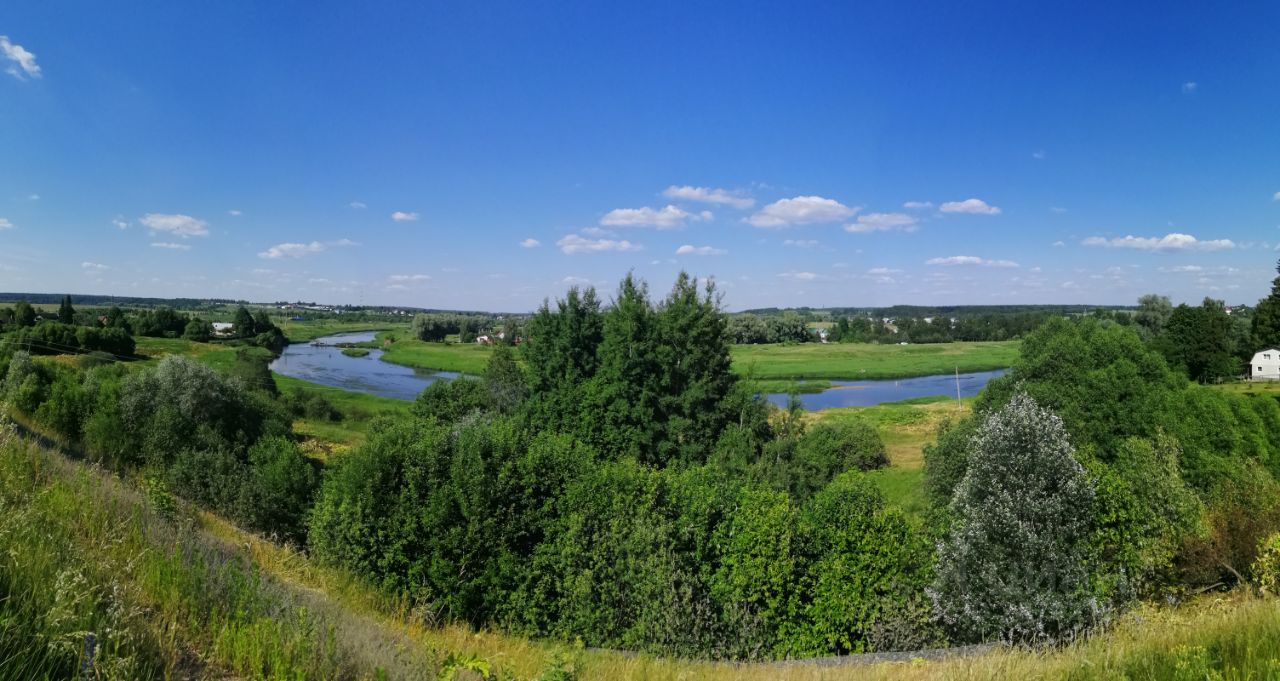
1249;348;1280;380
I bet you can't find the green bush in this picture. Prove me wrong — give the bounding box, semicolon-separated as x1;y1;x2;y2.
789;418;887;498
932;392;1102;644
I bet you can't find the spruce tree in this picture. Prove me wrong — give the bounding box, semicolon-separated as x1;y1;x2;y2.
58;295;75;325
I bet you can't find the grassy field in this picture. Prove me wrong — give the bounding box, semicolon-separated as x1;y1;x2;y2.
276;319;411;343
733;340;1020;381
368;339;1021;383
1210;380;1280;398
5;422;1280;680
810;396;969;516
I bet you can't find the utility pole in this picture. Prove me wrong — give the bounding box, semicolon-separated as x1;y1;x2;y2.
955;366;962;411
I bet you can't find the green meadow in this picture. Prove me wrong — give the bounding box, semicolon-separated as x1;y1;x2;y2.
732;340;1021;381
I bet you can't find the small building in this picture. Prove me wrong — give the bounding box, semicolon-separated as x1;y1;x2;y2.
212;322;235;337
1249;348;1280;381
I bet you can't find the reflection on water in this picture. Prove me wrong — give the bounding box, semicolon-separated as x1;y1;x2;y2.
269;332;460;401
764;369;1005;411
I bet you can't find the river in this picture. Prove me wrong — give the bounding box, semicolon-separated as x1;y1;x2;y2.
269;331;462;401
272;332;1006;409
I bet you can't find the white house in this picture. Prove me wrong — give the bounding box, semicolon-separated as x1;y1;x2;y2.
1250;348;1280;381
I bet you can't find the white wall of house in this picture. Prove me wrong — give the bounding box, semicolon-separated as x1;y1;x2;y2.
1250;349;1280;380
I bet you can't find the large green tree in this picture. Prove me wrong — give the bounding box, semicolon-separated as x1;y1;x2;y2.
13;301;36;328
1252;259;1280;351
1155;297;1238;382
57;295;75;325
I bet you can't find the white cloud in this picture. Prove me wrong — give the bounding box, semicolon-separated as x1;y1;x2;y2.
1182;81;1198;94
81;261;109;272
0;218;12;230
939;198;1002;215
1081;233;1235;252
902;201;933;210
139;213;209;237
1050;206;1068;214
520;238;541;248
112;216;128;230
1052;240;1065;247
257;238;358;259
579;226;616;237
867;267;902;275
1160;265;1203;273
783;239;819;248
561;276;591;286
1032;150;1046;160
1273;191;1280;202
675;244;726;256
150;242;191;251
27;193;38;201
845;212;918;233
557;234;643;254
389;274;431;282
777;271;819;281
349;201;367;209
747;196;857;228
391;211;419;222
662;185;754;209
0;36;41;81
228;209;242;216
600;204;703;229
926;255;1019;268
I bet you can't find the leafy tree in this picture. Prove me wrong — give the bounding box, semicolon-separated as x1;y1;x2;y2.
13;300;36;328
412;376;489;422
183;318;212;341
252;309;274;335
1252;259;1280;351
1135;293;1173;339
57;295;75;325
931;392;1100;644
483;342;527;414
789;419;888;498
233;305;255;339
587;274;662;459
1154;298;1237;382
520;286;603;432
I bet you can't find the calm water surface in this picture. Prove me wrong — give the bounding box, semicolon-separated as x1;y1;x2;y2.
269;331;461;401
272;332;1005;408
764;369;1005;411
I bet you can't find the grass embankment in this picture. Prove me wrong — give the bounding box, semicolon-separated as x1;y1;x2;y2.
277;320;411;344
7;425;1280;680
379;338;496;375
733;341;1020;383
811;396;969;516
341;347;371;358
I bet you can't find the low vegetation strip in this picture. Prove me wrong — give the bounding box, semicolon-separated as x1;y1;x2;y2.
730;340;1020;381
377;338;496;374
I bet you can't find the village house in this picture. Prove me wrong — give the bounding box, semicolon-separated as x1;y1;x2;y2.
1249;348;1280;381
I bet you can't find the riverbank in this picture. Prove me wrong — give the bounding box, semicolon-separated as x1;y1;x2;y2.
731;340;1020;381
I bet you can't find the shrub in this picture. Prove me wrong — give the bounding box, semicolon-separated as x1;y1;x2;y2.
1253;533;1280;595
789;418;887;498
931;391;1102;644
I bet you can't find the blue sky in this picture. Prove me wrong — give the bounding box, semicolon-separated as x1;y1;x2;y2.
1;2;1278;311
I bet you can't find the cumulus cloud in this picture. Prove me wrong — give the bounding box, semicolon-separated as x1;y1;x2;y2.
1182;81;1198;94
27;194;38;201
600;204;705;229
1032;150;1047;160
662;185;754;209
1273;191;1280;202
111;216;128;230
557;234;643;254
389;274;431;282
349;201;367;209
391;211;419;222
783;239;818;248
675;244;726;256
1052;240;1065;247
1081;233;1235;252
150;242;191;251
1;36;41;80
561;276;591;285
257;238;358;259
939;198;1001;215
867;267;902;275
139;213;209;237
926;255;1019;268
845;212;918;233
747;196;857;228
520;238;541;248
902;201;933;210
81;261;109;272
1160;265;1204;273
777;271;819;282
0;218;13;230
